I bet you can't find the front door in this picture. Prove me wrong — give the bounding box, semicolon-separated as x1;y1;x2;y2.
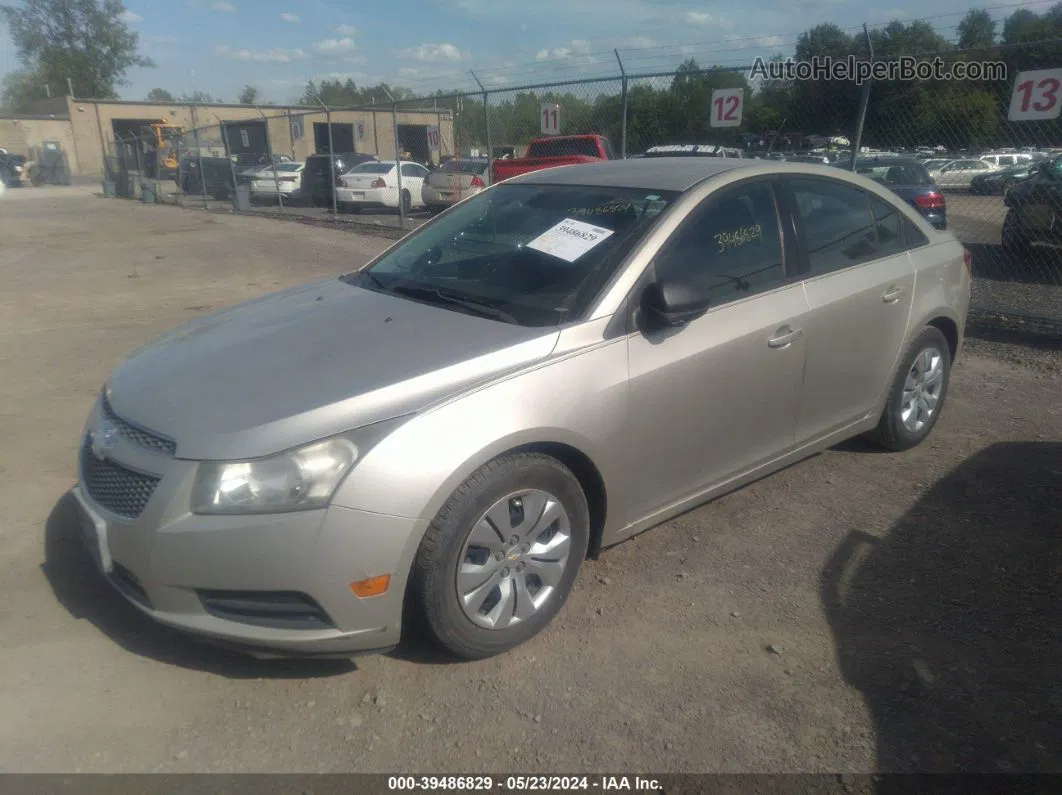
783;177;916;442
625;179;811;523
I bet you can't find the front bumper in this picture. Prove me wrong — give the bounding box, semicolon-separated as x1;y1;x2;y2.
73;405;414;658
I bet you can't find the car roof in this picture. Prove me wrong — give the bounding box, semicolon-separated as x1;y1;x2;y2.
511;157;748;191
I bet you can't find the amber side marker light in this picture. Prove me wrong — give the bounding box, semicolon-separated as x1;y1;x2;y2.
350;574;391;598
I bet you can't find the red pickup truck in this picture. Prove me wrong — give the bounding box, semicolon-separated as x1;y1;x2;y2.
491;134;614;183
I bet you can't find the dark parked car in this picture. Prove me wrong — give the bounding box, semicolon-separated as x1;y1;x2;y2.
849;157;947;230
1001;157;1062;254
301;153;378;207
970;162;1035;195
0;152;26;187
180;155;237;199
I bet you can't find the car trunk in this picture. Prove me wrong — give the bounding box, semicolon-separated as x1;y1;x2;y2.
341;169;394;189
428;170;482;197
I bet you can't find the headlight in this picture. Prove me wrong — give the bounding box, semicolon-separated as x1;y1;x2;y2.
191;437;358;514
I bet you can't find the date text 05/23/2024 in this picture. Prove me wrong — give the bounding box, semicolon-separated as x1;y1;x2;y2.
387;776;664;791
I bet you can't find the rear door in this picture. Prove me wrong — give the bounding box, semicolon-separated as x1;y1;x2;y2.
781;177;916;442
400;162;429;205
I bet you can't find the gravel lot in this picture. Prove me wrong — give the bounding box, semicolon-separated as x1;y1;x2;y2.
1;187;1060;775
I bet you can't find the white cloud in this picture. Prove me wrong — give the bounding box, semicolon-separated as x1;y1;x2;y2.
685;11;713;26
280;12;300;23
213;1;235;11
215;44;308;63
535;39;592;61
120;10;142;22
313;37;357;56
487;74;509;85
397;43;465;62
334;24;357;35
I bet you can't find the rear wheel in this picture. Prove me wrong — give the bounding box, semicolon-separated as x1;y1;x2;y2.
401;189;412;214
1001;211;1031;256
864;326;952;452
410;453;589;660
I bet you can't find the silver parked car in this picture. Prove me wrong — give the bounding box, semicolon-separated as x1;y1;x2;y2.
73;159;972;661
423;158;490;211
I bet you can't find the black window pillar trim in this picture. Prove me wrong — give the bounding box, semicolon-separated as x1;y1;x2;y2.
772;178;809;277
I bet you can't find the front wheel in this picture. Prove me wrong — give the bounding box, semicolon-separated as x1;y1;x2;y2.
864;326;952;452
410;453;590;660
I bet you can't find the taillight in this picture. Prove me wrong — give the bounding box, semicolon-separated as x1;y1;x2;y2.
914;191;945;210
963;247;973;276
370;178;386;188
470;175;485;188
334;173;344;187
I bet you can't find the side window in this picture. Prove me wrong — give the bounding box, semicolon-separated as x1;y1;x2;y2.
400;163;423;177
789;178;877;275
654;182;785;304
867;194;906;257
902;216;929;248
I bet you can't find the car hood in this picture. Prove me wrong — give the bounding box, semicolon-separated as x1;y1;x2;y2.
106;278;559;460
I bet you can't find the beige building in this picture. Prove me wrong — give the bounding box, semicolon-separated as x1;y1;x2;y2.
2;95;456;178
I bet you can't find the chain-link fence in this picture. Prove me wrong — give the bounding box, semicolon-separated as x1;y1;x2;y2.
97;42;1062;327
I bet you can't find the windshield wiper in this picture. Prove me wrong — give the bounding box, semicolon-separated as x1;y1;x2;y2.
386;282;519;324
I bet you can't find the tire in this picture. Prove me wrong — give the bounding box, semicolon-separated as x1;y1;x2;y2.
1001;212;1031;256
864;326;952;452
410;453;590;660
401;189;412;214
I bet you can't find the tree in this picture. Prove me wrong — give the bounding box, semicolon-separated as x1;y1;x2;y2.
957;9;996;50
0;0;154;100
237;85;260;105
146;88;176;103
1;70;50;112
180;91;220;104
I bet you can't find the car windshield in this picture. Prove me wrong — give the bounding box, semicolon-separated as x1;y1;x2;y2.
346;183;678;327
350;162;394;174
440;160;488;174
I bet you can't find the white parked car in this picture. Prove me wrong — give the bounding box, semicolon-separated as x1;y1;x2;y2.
980;153;1034;168
929;159;998;189
335;160;430;213
249;162;304;202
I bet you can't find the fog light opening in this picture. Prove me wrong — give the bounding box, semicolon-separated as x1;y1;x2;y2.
350;574;391;598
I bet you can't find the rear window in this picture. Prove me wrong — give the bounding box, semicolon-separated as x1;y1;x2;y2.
349;163;394;174
528;138;604;158
855;162;932;187
440;160;488;174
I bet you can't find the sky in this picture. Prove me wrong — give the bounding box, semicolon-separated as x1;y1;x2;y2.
0;0;1056;104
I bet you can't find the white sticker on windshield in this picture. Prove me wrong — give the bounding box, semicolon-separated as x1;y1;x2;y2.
525;218;615;263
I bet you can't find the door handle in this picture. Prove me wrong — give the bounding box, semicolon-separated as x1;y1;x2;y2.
882;286;905;303
767;327;802;349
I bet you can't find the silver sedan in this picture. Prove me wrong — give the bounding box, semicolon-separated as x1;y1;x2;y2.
73;158;971;660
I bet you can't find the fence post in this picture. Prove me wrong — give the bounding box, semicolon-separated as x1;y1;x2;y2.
471;71;493;185
191;106;209;208
314;96;338;221
132;132;144;200
213;114;241;212
256;104;283;212
850;23;875;170
383;88;405;229
615;49;628;159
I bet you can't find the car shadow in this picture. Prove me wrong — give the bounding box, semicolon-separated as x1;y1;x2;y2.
967;242;1062;287
821;442;1062;778
42;490;356;679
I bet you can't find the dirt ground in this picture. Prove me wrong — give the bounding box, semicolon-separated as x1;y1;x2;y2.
1;187;1060;775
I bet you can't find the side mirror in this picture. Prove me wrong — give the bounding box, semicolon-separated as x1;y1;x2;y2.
641;279;711;328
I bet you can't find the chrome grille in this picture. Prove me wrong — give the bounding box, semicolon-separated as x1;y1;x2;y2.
80;439;161;519
101;395;176;456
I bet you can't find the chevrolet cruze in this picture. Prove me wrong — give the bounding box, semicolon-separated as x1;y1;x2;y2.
73;158;971;660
